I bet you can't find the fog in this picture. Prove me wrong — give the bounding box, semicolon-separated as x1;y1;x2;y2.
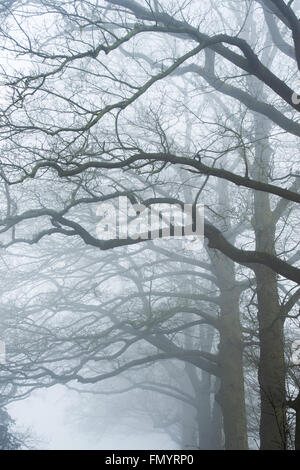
9;387;176;449
0;0;299;452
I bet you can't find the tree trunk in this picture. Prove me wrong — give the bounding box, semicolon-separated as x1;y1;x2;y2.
296;407;300;451
288;393;300;450
196;372;213;449
211;385;223;449
252;116;287;449
255;266;286;449
180;401;198;450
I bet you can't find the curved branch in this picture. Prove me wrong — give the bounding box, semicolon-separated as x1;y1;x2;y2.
13;152;300;204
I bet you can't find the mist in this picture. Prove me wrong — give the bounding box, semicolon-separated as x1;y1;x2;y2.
0;0;299;452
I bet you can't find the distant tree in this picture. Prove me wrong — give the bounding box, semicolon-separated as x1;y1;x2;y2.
0;408;21;450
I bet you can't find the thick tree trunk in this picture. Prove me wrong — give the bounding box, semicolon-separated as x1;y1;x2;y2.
210;251;248;449
288;393;300;450
217;286;248;449
181;361;214;449
295;403;300;450
252;117;287;449
211;395;223;449
180;401;198;450
296;407;300;451
196;372;213;449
